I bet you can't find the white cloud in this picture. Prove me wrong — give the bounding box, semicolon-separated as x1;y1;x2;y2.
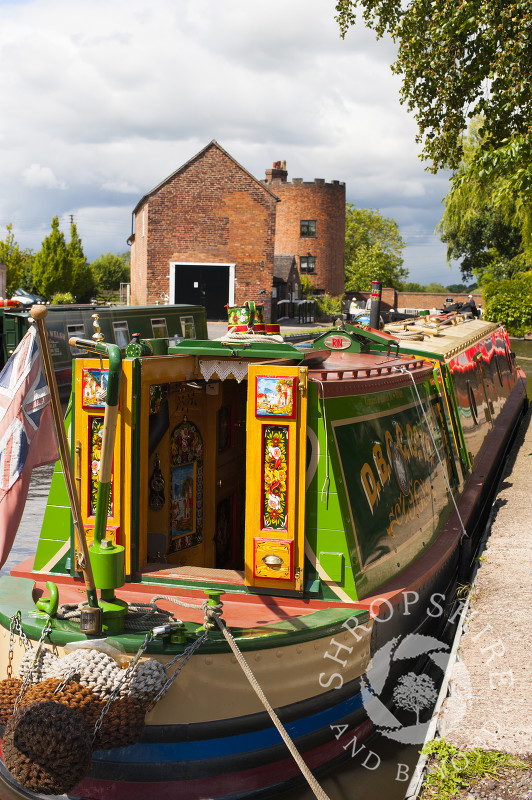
0;0;462;283
23;164;67;190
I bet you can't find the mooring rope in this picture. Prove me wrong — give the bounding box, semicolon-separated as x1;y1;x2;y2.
216;327;285;344
205;608;332;800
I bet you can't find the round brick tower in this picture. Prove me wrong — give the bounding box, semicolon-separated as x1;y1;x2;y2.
262;162;345;296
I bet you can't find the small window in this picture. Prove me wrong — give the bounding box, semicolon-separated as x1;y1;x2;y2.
300;220;316;237
180;316;196;339
67;323;87;356
113;321;130;349
151;318;168;339
300;256;316;273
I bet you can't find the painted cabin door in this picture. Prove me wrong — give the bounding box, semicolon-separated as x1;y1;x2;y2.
245;364;307;591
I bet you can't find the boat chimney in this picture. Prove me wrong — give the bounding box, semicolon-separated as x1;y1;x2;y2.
369;281;382;330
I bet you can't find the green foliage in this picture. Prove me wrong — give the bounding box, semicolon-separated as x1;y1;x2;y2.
0;224;33;297
345;205;407;291
33;217;71;300
420;739;528;800
336;1;532;254
68;222;95;302
51;292;75;305
336;1;532;173
299;274;316;299
401;282;426;292
482;274;532;336
315;292;344;318
401;282;478;293
90;252;130;292
439;120;529;283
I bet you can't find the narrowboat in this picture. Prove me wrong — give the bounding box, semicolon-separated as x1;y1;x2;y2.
0;307;526;800
0;302;207;400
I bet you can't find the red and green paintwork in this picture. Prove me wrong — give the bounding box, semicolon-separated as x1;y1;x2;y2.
0;315;527;800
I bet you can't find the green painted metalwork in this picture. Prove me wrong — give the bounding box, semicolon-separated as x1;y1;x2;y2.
0;575;370;654
169;338;304;361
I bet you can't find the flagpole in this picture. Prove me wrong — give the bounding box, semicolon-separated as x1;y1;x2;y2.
30;306;100;613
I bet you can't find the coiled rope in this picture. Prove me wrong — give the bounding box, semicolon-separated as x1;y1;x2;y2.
217;327;285;344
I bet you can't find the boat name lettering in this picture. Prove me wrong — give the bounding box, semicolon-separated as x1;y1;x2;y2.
49;329;66;341
386;479;431;537
363;389;404;407
360;420;435;515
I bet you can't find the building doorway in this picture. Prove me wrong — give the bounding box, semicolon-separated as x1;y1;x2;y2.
171;262;235;320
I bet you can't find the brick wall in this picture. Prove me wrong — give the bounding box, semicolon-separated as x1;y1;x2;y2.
397;291;483;310
263;174;345;296
130;143;277;318
347;289;483;313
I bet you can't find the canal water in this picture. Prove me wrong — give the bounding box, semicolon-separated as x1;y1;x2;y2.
2;340;530;800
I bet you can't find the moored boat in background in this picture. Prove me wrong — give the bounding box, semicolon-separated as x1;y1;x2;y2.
0;302;207;400
0;306;526;799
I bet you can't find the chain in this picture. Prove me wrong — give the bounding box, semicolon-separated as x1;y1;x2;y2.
13;619;52;713
53;666;80;694
147;631;209;710
7;611;36;678
92;630;154;743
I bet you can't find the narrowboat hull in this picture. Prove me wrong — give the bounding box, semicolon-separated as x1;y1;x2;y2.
0;314;526;799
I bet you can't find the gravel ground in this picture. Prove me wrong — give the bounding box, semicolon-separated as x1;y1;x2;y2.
455;754;531;800
423;404;532;800
438;405;532;754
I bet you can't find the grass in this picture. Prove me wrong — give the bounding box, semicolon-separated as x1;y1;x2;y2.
420;739;529;800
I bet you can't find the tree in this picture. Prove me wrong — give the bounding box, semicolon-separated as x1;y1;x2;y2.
33;217;71;300
483;274;532;336
68;222;95;302
90;252;130;292
438;120;528;284
336;0;532;253
0;224;33;298
345;205;407;291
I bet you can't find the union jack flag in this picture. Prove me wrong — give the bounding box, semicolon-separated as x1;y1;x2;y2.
0;324;58;568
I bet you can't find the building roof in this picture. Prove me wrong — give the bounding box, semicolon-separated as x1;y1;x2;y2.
273;255;297;282
132;140;279;215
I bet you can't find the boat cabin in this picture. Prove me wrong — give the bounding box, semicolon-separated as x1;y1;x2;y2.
31;317;519;604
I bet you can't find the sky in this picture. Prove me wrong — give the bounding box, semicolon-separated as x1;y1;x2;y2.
0;0;465;287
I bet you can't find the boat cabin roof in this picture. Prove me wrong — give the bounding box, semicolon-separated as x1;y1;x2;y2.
386;317;500;361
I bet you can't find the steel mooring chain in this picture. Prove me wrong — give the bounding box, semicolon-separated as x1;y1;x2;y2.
13;619;52;713
91;629;157;743
147;630;209;711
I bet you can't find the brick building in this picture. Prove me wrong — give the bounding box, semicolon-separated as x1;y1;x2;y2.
129;144;344;320
129;141;278;319
262;162;346;296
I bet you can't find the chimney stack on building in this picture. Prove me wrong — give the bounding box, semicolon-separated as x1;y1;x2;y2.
264;161;288;183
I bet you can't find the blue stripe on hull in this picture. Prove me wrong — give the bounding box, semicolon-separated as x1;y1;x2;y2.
93;685;365;763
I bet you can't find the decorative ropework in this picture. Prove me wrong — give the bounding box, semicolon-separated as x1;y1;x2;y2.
262;425;289;530
169;419;203;552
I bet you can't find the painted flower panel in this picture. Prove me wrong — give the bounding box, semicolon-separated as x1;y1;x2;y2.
262;425;288;530
89;416;113;517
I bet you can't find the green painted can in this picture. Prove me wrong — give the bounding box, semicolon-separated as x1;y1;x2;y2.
89;540;125;590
